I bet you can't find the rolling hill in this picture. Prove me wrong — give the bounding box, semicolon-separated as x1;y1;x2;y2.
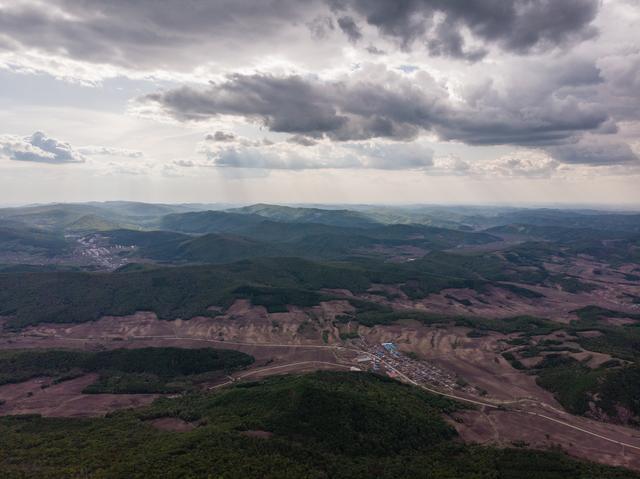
0;371;635;478
230;203;380;228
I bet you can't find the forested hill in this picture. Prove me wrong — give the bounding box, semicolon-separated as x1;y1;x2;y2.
0;372;636;478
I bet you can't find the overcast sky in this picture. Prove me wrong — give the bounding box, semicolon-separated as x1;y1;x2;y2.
0;0;639;206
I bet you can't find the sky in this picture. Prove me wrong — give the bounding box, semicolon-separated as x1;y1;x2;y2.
0;0;639;206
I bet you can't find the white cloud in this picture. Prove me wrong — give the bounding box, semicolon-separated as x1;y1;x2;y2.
0;131;85;164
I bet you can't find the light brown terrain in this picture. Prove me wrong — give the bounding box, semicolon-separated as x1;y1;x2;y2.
1;260;640;472
342;256;640;322
0;373;158;417
451;408;640;471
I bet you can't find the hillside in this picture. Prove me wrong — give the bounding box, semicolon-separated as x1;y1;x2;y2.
65;214;130;233
479;210;640;232
0;202;209;232
0;222;68;257
230;203;379;228
0;372;635;478
0;347;254;394
0;248;569;330
0;258;374;328
159;210;267;234
0;243;604;330
151;212;499;262
486;224;635;242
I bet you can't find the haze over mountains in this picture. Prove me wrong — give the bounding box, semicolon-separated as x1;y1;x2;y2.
1;201;638;267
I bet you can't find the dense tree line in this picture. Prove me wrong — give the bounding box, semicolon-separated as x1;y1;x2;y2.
0;347;253;394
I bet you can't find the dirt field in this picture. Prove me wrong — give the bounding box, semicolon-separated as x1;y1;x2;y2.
0;373;158;417
451;406;640;471
0;339;351;418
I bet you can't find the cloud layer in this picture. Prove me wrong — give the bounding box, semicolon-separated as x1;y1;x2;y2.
139;62;614;151
0;0;638;188
0;0;600;72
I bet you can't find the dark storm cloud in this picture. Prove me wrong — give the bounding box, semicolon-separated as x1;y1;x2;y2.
426;19;488;61
0;0;313;69
335;0;599;57
337;16;362;43
307;15;335;40
287;135;318;146
547;139;639;166
0;132;85;164
434;99;609;147
0;0;600;71
141;72;439;141
144;74;350;136
140;67;611;147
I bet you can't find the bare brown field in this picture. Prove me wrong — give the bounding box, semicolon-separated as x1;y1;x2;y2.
416;278;639;322
452;407;640;471
0;373;158;417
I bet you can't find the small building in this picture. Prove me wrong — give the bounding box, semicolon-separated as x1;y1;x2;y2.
382;342;398;353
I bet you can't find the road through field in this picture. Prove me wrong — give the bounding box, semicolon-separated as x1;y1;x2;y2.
53;333;640;454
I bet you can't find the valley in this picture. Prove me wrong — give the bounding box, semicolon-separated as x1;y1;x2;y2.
1;201;640;476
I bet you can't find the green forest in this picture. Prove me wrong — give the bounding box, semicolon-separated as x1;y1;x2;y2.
0;372;636;479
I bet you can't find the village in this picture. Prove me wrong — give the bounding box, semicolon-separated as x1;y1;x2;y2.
72;234;133;270
352;339;477;396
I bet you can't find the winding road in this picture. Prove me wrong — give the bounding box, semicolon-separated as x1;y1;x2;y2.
53;333;640;454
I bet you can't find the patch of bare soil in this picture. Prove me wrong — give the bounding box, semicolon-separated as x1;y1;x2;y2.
446;238;524;254
602;317;639;326
519;357;542;368
452;407;640;471
359;244;429;262
344;256;640;322
147;417;196;432
576;330;603;338
0;374;158;417
412;282;639;323
569;350;616;368
1;299;356;351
